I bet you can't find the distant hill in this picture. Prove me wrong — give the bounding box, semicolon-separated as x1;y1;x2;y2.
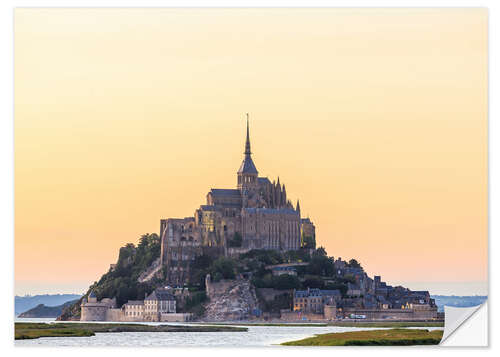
15;294;82;316
18;299;80;318
431;295;487;312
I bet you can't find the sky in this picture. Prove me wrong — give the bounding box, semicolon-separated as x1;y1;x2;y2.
14;8;487;296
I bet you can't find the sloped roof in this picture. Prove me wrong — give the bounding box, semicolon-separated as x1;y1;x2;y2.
238;156;258;174
145;288;175;301
125;300;144;306
320;290;342;297
210;189;241;197
200;205;218;211
244;207;298;215
295;288;322;298
258;177;271;185
272;266;296;271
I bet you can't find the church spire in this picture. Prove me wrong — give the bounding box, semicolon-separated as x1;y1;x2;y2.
296;199;301;214
245;113;251;156
237;113;258;189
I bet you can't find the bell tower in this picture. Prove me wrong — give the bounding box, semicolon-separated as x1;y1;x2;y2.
237;113;259;191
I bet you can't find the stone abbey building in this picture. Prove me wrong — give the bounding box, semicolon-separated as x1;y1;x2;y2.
160;117;316;285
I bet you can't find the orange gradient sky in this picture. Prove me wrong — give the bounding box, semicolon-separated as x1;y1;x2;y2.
14;8;487;295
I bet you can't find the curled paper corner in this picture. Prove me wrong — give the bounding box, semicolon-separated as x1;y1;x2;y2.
440;301;488;346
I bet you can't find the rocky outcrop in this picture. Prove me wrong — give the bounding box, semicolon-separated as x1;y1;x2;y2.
57;297;84;321
203;275;259;321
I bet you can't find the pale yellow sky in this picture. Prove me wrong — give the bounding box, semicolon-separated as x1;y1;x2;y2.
15;8;487;295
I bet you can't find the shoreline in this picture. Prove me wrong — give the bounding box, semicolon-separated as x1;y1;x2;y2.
14;322;247;340
15;317;444;328
15;321;444;346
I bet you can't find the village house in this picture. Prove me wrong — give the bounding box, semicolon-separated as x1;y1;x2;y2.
293;288;341;314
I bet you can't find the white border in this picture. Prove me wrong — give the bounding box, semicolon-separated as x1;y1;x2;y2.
2;1;496;356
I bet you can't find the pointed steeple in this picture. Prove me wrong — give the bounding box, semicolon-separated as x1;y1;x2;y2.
244;113;251;156
237;113;258;176
276;178;281;208
296;199;301;214
237;113;258;190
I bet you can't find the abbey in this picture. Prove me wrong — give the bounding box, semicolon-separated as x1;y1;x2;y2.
160;116;316;285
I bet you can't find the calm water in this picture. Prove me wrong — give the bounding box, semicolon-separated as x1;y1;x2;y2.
15;319;443;347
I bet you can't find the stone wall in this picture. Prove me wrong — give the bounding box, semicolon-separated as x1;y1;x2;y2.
160;313;194;322
280;310;325;322
105;308;124;321
279;305;437;322
412;307;438;320
324;305;337;320
342;308;437;320
81;304;108;321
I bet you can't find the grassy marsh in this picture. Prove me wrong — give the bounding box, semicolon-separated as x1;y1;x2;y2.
281;328;443;346
15;322;247;340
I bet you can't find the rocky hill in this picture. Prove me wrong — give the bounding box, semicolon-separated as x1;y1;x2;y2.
18;299;79;318
203;277;259;321
59;229;410;322
15;294;81;316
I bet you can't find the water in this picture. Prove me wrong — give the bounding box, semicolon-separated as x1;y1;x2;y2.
15;319;443;347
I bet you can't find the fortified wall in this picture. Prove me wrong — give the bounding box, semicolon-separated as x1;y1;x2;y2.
341;307;437;320
80;295;116;321
280;310;326;322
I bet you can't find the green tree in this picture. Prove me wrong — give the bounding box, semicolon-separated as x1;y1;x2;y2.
272;274;302;290
284;249;311;263
210;257;237;280
303;276;325;289
342;274;356;284
240;249;284;265
324;282;348;297
313;247;328;257
347;259;362;269
307;254;334;276
190;254;214;287
184;291;208;312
